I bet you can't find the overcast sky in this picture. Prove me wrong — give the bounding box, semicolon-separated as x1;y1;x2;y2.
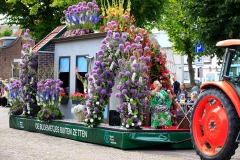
0;14;6;24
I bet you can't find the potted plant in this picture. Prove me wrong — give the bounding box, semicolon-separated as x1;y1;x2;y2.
36;78;64;121
4;80;25;116
8;101;23;116
71;104;86;122
70;92;86;104
59;91;69;104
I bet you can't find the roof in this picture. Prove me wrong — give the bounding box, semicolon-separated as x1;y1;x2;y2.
51;32;107;43
12;29;22;37
32;25;66;53
153;31;172;48
216;39;240;47
0;37;17;41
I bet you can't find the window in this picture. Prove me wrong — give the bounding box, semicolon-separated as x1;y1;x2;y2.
76;56;88;93
229;50;240;78
59;57;70;92
204;56;211;63
184;71;189;80
12;63;20;78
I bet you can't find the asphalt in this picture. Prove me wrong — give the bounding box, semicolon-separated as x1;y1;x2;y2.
0;107;240;160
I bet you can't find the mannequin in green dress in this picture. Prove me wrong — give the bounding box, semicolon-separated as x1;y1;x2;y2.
150;80;173;128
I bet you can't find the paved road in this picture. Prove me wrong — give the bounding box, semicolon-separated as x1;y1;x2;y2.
0;107;240;160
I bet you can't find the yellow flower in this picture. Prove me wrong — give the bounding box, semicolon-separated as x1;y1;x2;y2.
100;0;131;32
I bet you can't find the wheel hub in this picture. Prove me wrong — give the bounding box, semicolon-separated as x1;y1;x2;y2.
205;115;220;138
203;105;228;146
209;120;216;131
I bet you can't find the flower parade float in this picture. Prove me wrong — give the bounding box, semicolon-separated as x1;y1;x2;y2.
9;0;192;150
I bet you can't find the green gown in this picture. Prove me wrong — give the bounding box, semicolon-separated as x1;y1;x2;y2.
150;90;172;128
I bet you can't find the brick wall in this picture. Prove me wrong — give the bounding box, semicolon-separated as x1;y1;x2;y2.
38;52;55;80
0;36;35;80
0;37;22;79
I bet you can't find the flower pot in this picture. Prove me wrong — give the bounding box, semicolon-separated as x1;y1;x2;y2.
75;112;84;122
72;100;85;105
61;98;69;104
30;103;40;117
89;29;94;33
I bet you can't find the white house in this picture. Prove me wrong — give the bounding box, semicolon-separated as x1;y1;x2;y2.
153;30;222;84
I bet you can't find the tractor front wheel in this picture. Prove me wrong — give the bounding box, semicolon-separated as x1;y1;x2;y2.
190;88;239;160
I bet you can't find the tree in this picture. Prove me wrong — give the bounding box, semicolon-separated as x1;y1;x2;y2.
51;0;165;30
1;28;12;36
187;0;240;58
0;0;64;40
0;0;165;40
160;0;206;85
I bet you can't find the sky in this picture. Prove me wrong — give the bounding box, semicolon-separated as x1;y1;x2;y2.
0;14;18;26
0;14;6;24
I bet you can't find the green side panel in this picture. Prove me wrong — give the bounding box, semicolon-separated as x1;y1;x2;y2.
9;116;192;149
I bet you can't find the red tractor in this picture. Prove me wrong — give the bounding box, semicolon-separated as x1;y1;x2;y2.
190;39;240;160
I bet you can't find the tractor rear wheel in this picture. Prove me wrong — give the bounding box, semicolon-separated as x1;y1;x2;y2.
190;88;240;160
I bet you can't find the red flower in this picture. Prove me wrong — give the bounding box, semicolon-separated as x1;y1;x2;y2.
70;92;86;101
150;84;155;90
59;92;66;97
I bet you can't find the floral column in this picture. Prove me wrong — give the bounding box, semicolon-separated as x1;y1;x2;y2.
18;29;38;116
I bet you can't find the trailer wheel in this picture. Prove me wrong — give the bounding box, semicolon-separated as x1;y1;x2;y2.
190;88;240;160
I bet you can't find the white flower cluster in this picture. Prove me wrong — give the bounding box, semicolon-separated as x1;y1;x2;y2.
71;104;85;114
131;72;136;82
127;103;132;115
27;103;30;115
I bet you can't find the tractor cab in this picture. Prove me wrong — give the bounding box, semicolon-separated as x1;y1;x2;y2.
217;39;240;95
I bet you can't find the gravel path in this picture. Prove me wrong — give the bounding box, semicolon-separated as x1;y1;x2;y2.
0;107;240;160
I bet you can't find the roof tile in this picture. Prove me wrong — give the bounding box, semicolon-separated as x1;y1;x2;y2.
32;25;66;53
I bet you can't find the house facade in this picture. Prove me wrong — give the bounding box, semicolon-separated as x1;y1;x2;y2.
0;28;23;79
52;33;108;119
32;25;66;80
153;30;222;84
32;26;111;120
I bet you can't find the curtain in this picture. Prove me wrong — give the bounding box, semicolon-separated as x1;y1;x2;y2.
77;57;87;72
59;57;70;72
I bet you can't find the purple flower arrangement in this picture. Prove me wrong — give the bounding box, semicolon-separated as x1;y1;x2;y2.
85;21;127;127
63;0;102;37
116;57;150;128
85;21;150;128
115;27;151;128
36;78;64;121
37;107;63;122
5;80;25;115
17;29;38;115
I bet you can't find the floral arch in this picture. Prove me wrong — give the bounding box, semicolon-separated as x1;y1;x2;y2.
84;21;171;128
